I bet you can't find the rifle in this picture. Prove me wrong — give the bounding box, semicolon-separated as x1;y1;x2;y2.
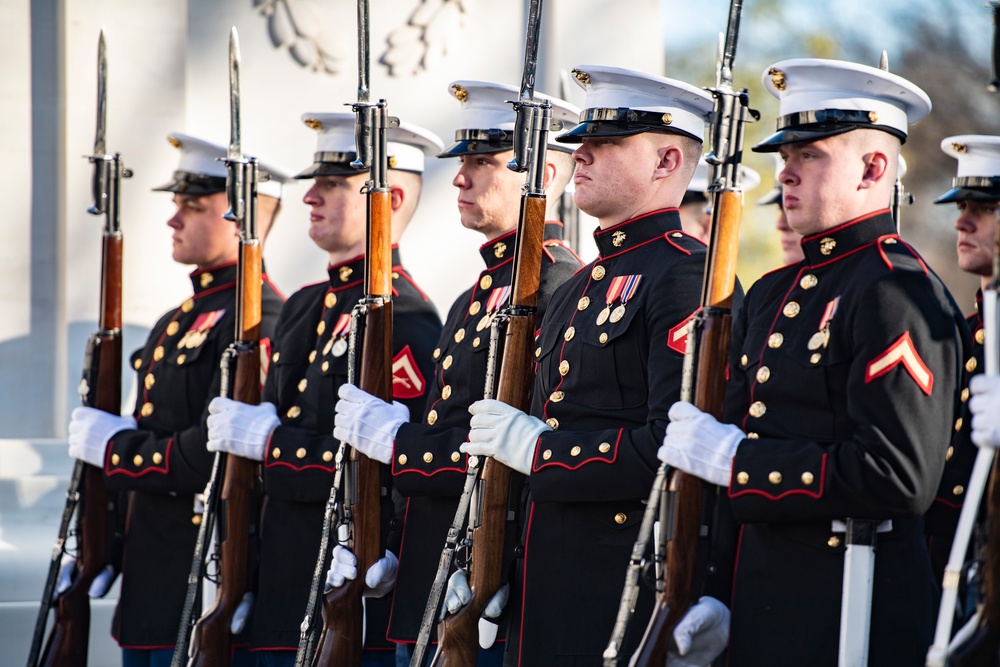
926;7;1000;664
27;29;129;667
603;3;753;665
414;4;551;666
177;27;262;667
311;1;395;663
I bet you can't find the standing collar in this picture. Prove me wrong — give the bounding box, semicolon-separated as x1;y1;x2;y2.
189;262;238;294
477;221;568;269
327;246;403;288
801;210;897;265
593;209;681;258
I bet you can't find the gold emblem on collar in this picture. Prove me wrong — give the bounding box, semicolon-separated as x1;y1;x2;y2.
339;266;354;282
494;242;507;258
451;84;468;102
819;237;837;256
768;68;787;91
612;231;627;247
200;272;214;288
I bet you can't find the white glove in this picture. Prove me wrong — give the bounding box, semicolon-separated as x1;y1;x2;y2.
657;402;743;487
325;545;399;598
68;407;136;467
230;592;254;634
54;558;117;599
443;570;510;649
667;596;730;667
206;397;279;461
463;399;551;476
333;383;409;465
969;374;1000;450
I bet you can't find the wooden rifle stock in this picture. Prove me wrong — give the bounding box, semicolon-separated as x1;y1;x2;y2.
187;241;261;667
433;194;545;666
313;190;393;667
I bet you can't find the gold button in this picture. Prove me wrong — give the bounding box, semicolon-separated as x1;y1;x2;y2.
810;353;821;364
599;442;611;453
801;472;814;485
442;385;452;400
144;374;156;390
955;417;963;432
325;292;337;308
550;391;565;402
316;320;326;335
783;302;800;318
736;471;749;485
111;453;120;466
433;348;441;360
272;447;282;459
976;328;985;345
480;275;493;290
443;355;453;370
756;366;771;383
427;410;438;425
273;352;280;362
133;455;143;467
564;327;576;341
592;265;606;280
946;446;954;461
828;536;841;548
322;451;334;462
469;301;481;316
473;337;481;348
962;388;970;402
599;333;609;344
166;321;180;336
614;512;627;524
768;471;782;484
398;454;408;465
740;354;748;367
181;298;194;312
578;296;591;311
535;347;542;358
967;357;978;373
542;449;552;460
570;446;582;457
192;515;202;526
322;361;330;372
177;354;188;365
546;418;560;430
954;485;965;496
451;452;461;463
423;452;434;463
298;379;308;393
309;351;317;363
768;333;783;349
152;452;163;465
559;360;570;376
746;432;759;439
296;448;307;459
134;358;143;370
749;401;766;418
141;402;154;417
455;329;466;343
800;274;818;289
287;406;301;419
153;346;165;361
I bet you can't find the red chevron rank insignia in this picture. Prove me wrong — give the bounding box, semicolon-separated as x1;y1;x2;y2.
392;345;426;399
865;331;933;395
667;311;697;355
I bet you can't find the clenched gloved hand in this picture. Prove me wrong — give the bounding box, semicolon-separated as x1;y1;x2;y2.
443;569;510;649
657;402;744;487
326;545;398;599
969;374;1000;450
334;383;409;465
463;399;551;476
206;396;279;461
68;407;136;467
667;596;730;666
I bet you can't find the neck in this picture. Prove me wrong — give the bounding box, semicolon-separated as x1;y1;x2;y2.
482;223;518;242
327;242;366;266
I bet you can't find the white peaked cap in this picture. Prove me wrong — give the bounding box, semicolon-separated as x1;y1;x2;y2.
935;134;1000;203
154;132;291;199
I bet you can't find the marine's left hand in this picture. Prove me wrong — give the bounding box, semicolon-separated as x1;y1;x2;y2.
667;596;730;666
657;402;744;487
969;374;1000;450
68;406;137;467
325;545;398;598
463;399;551;476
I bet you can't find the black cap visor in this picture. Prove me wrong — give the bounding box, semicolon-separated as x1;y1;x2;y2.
152;170;227;195
556;107;702;145
437;129;513;158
